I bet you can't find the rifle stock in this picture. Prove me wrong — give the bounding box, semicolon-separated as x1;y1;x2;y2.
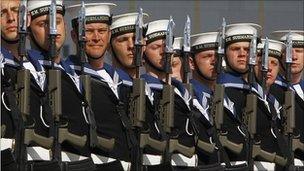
169;139;195;158
58;128;87;147
292;138;304;151
24;129;53;148
97;136;115;151
219;135;243;154
197;139;216;154
140;133;166;152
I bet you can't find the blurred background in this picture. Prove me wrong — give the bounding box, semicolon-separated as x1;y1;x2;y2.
62;0;303;60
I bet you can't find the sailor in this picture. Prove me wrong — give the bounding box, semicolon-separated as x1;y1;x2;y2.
252;38;289;170
27;0;96;170
217;23;262;170
270;30;304;168
188;32;225;170
141;19;198;170
66;2;133;170
1;0;63;170
1;0;28;170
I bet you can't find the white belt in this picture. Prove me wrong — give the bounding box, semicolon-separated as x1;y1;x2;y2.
253;161;275;171
27;146;51;161
221;160;247;166
1;138;14;150
61;151;88;162
91;153;131;171
171;153;198;167
142;154;162;165
294;158;304;166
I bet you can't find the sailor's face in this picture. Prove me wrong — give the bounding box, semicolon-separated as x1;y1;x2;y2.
30;13;66;51
255;56;280;87
226;42;250;73
111;32;135;67
145;39;165;69
286;47;304;75
194;49;217;80
171;55;183;81
85;23;110;59
1;0;19;42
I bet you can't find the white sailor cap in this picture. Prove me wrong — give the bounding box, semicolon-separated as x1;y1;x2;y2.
257;39;285;59
28;0;65;19
270;30;304;48
172;37;183;55
145;19;169;44
225;23;262;46
190;32;219;54
110;12;149;38
66;3;116;28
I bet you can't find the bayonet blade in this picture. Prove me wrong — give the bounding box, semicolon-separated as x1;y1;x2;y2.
135;7;143;46
286;31;293;64
49;0;57;35
18;0;27;32
183;15;191;52
249;32;257;65
165;16;175;53
78;1;86;41
217;17;226;55
262;37;269;71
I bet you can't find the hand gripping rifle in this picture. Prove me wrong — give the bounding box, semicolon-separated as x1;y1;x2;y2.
78;1;114;152
47;0;86;161
211;18;243;155
282;32;296;169
15;1;53;170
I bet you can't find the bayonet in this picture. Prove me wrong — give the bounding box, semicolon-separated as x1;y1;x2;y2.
165;16;175;54
49;0;57;36
182;15;191;84
216;18;226;74
135;7;143;46
183;15;191;53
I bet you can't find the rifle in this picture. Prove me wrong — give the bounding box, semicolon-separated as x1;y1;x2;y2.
128;8;146;170
77;1;114;152
159;16;195;163
282;32;296;169
181;16;214;154
211;18;243;155
15;1;53;170
244;34;273;169
47;0;87;162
